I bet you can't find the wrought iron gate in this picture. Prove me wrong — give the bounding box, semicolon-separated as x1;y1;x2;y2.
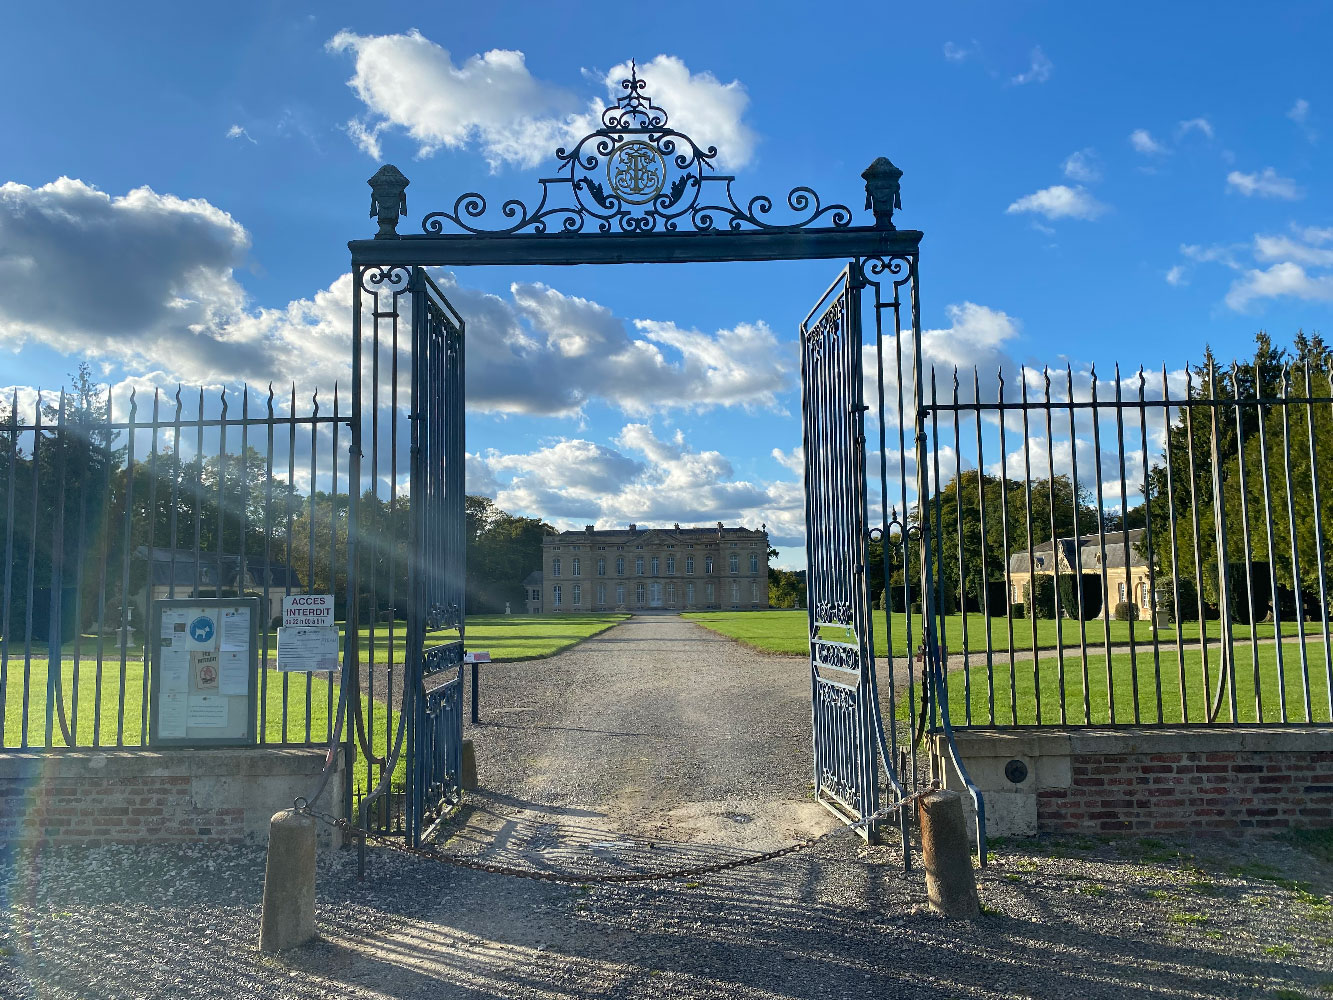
800;266;892;842
349;266;466;847
801;257;986;859
404;269;466;846
344;63;986;860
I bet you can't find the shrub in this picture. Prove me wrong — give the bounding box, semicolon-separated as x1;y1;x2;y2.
1023;577;1058;619
1056;573;1104;621
909;601;923;616
1010;602;1026;620
1114;601;1139;622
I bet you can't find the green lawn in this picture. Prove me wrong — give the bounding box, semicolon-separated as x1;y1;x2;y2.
0;613;626;750
4;613;627;667
684;609;1308;658
941;640;1333;727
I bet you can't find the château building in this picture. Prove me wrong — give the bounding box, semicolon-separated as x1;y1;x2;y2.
525;523;770;614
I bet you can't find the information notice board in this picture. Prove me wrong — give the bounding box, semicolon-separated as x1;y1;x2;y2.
149;597;259;746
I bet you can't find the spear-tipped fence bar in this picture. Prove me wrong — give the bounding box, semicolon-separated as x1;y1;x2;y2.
0;381;398;751
920;358;1333;727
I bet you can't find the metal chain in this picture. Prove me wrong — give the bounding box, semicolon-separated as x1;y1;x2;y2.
297;784;938;886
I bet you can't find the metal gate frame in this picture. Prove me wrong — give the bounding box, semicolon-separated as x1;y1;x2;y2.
341;64;983;859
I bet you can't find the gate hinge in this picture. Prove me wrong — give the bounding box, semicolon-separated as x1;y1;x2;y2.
849;403;870;413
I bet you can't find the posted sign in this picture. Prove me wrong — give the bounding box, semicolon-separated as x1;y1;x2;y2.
150;597;259;746
278;594;339;672
282;594;333;627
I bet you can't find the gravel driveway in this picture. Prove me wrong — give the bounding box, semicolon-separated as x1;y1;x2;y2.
2;614;1331;999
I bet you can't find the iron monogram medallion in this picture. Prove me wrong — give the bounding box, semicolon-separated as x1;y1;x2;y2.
607;140;666;205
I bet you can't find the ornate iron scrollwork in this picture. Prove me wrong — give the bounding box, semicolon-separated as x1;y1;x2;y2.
421;63;854;236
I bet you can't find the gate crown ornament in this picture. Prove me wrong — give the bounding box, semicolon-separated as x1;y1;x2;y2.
862;157;903;230
369;164;410;239
414;62;858;236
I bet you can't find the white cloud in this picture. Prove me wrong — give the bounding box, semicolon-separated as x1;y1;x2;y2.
440;276;792;417
1181;242;1243;269
0;177;254;373
943;40;977;62
0;176;790;418
327;33;756;170
1061;149;1101;183
1176;117;1214;140
1226;167;1303;200
1225;262;1333;311
1005;184;1107;221
1254;233;1333;268
1010;46;1053;85
1287;98;1316;141
1129;129;1168;155
226;124;257;144
771;446;803;475
481;424;804;545
1165;265;1187;286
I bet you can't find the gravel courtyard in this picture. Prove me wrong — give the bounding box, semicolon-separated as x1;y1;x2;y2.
1;615;1330;999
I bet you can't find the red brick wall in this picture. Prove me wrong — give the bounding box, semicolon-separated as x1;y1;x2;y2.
0;774;249;844
1037;748;1333;835
0;749;341;846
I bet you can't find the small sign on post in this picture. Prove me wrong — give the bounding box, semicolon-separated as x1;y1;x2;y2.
277;595;339;672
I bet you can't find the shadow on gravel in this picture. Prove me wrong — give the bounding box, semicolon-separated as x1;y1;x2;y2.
279;840;1329;1000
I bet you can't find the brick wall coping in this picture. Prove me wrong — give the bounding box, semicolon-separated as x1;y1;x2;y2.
950;726;1333;757
0;747;334;780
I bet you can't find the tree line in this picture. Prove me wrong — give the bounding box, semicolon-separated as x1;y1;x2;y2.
0;367;553;639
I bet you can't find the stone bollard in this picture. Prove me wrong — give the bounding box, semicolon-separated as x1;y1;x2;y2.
918;789;981;919
460;739;478;791
259;809;317;952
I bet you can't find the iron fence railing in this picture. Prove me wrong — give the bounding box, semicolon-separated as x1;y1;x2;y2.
0;382;358;749
917;358;1333;728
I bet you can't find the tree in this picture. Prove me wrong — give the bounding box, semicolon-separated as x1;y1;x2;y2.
1143;331;1333;622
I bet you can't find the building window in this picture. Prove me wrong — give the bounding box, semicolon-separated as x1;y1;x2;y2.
731;581;740;605
706;581;715;603
667;583;675;604
651;582;662;605
1118;582;1127;603
750;553;759;574
635;556;645;575
616;583;625;605
573;584;582;606
751;581;758;603
666;556;675;574
552;558;561;577
553;584;562;607
729;554;739;574
686;556;694;574
686;582;695;604
597;558;605;576
636;583;646;605
597;583;606;605
616;556;625;575
705;556;714;574
651;556;659;575
572;558;580;577
1140;583;1150;609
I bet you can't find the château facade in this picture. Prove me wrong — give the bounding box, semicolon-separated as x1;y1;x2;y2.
525;523;770;614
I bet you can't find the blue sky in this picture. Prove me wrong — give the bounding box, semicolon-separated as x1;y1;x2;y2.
2;3;1330;567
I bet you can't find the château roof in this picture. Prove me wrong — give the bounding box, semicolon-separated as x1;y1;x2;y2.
544;524;767;545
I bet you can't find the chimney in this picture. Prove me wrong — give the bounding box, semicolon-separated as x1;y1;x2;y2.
585;525;594;533
629;523;637;532
673;522;680;530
